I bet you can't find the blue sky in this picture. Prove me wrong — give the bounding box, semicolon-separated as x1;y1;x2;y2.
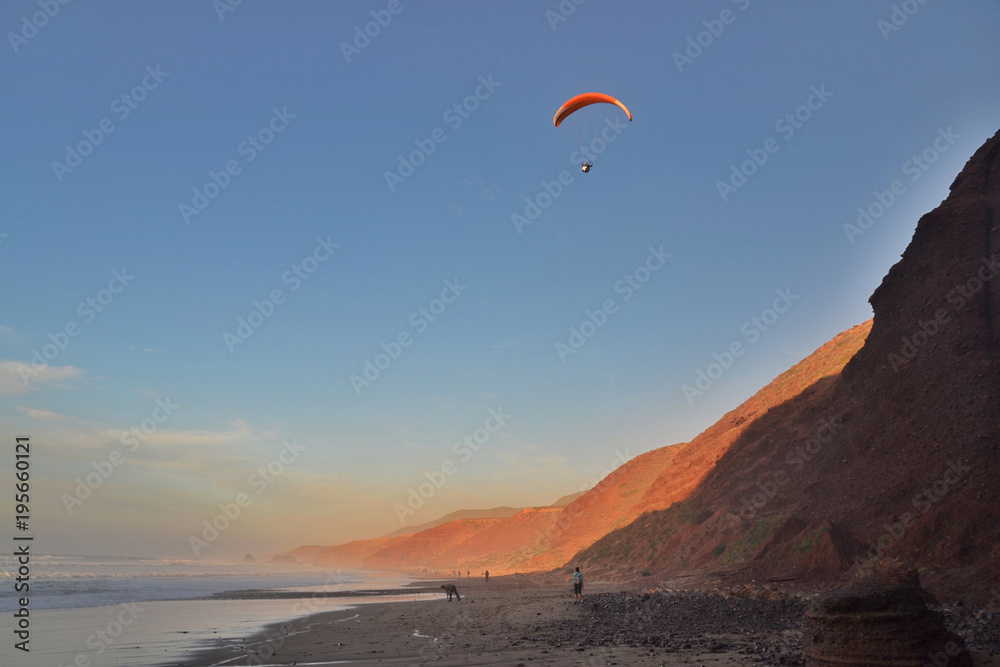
2;0;999;559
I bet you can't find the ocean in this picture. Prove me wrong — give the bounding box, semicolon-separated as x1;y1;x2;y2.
0;554;421;666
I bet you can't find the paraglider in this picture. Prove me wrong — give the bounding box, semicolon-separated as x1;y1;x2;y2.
553;93;632;128
553;93;632;172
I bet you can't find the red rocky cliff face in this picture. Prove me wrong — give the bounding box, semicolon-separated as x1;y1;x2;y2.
576;129;1000;602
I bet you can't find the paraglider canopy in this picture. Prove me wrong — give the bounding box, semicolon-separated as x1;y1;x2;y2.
553;93;632;128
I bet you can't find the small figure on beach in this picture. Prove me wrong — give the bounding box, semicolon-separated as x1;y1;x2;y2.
572;567;583;603
485;570;489;583
440;584;461;601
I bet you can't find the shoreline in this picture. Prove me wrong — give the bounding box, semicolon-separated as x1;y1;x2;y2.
169;573;1000;667
202;586;444;600
0;568;427;667
170;574;780;667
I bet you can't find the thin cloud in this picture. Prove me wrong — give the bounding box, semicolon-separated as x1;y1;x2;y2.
432;395;455;411
461;173;503;204
15;406;68;421
0;360;85;395
17;407;272;455
133;387;163;399
125;418;263;449
130;346;165;354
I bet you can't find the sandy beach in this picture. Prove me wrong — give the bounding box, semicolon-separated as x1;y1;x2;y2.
172;574;800;667
167;572;1000;667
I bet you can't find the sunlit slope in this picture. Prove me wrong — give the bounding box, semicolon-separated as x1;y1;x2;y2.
576;129;1000;602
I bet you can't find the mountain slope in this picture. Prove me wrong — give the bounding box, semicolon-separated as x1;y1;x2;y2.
517;443;687;571
281;322;871;574
635;321;873;518
577;128;1000;602
383;506;524;539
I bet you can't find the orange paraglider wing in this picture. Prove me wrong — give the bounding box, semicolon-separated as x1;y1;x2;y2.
553;93;632;127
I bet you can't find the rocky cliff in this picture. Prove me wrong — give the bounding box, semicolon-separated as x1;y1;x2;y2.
577;129;1000;602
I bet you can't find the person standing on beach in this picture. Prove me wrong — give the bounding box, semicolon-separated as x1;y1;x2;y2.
572;567;583;603
485;570;489;583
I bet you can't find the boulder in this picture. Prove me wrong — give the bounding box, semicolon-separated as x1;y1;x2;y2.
803;571;972;666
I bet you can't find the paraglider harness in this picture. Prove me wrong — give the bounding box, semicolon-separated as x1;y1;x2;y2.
581;160;592;173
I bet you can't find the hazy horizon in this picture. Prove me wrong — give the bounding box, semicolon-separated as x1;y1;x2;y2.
3;1;999;559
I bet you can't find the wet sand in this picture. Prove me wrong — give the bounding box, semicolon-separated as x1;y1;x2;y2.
175;575;773;666
0;592;430;667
